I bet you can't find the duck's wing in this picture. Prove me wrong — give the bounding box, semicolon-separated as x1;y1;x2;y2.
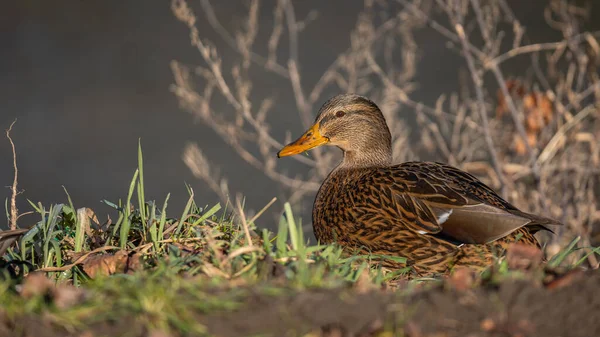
375;162;561;244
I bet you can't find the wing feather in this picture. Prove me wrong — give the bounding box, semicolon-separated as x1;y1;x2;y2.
381;162;560;244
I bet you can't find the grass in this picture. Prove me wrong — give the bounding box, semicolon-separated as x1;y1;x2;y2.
1;143;599;337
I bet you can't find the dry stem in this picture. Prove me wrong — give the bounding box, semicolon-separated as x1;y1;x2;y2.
5;120;19;230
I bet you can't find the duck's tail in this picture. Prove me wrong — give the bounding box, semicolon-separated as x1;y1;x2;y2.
515;210;563;234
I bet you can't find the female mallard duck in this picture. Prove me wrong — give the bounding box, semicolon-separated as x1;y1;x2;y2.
278;94;561;276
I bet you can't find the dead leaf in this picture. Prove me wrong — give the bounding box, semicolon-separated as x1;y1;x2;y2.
81;250;129;278
85;208;100;226
514;135;527;156
496;80;526;118
496;80;554;155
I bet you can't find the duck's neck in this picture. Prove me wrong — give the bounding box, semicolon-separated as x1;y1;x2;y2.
338;146;392;169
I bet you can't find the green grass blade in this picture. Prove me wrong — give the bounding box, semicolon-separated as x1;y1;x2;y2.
176;188;195;235
190;203;221;227
4;198;8;223
101;200;120;210
262;229;273;253
62;186;76;214
137;139;147;225
42;204;63;268
575;246;600;267
21;222;42;244
276;215;288;257
284;203;298;251
27;199;42;214
49;238;63;268
120;169;139;249
74;207;88;252
110;199;125;239
548;236;581;268
158;193;170;242
46;204;63;239
148;201;158;249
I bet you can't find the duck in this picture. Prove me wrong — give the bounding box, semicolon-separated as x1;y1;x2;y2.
277;94;561;276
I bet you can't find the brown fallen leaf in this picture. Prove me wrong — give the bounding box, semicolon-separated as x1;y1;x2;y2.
81;250;129;278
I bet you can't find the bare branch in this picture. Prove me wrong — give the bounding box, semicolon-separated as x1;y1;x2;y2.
199;0;289;77
454;4;507;194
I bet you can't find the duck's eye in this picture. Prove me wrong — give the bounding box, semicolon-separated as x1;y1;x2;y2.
335;111;346;118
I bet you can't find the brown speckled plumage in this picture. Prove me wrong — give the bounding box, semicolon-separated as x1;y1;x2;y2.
278;94;561;276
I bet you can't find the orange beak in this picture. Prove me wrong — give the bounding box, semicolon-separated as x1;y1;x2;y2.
277;123;329;158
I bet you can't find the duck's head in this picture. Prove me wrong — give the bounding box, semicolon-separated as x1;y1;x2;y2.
277;94;392;167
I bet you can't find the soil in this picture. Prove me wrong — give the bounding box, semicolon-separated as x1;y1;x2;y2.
201;269;600;337
1;269;599;337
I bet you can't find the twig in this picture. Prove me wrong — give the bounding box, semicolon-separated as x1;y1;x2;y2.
199;0;289;78
279;0;331;177
6;120;19;230
281;0;309;127
249;197;277;224
465;1;537;166
486;31;600;67
564;81;600;112
454;17;507;195
537;105;596;165
395;0;486;60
